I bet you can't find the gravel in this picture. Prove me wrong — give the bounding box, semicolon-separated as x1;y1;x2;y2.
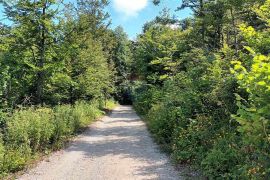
19;105;182;180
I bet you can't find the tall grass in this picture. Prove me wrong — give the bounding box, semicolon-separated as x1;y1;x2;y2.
0;99;116;177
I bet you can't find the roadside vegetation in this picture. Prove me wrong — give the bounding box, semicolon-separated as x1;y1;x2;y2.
132;0;270;178
0;0;129;177
0;99;116;177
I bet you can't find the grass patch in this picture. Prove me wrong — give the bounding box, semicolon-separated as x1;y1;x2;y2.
0;99;116;177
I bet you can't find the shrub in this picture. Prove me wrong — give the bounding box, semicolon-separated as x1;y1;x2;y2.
132;50;241;177
2;146;31;173
201;135;243;179
231;2;270;177
104;99;118;110
132;83;162;115
52;101;104;148
72;101;103;127
146;103;177;150
1;108;54;173
172;115;213;164
0;99;116;176
6;108;54;152
53;105;75;147
0;136;4;171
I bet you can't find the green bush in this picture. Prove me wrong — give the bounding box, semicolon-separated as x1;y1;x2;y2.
201;135;243;179
132;83;162;116
72;101;103;127
230;3;270;177
232;53;270;178
131;0;270;178
6;108;54;152
2;146;31;173
2;108;54;173
172;115;213;164
0;136;4;171
50;101;104;148
0;99;116;176
146;103;177;150
104;99;118;110
53;105;75;147
132;50;241;177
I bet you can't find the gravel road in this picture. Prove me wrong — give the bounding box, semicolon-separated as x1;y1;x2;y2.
19;105;182;180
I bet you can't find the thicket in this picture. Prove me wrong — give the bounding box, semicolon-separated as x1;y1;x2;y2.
133;0;270;178
0;0;130;176
0;99;115;177
0;0;133;107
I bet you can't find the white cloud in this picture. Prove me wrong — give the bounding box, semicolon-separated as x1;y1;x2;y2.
112;0;148;17
167;24;180;30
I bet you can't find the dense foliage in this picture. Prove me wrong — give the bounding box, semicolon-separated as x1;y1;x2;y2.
132;0;270;178
1;0;270;179
0;0;129;176
0;0;133;106
0;99;115;176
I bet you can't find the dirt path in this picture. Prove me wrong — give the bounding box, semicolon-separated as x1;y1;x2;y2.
19;105;182;180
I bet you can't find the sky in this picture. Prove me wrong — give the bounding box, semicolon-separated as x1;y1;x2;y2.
106;0;191;39
0;0;191;39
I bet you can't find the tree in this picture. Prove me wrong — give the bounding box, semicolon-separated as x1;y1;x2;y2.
135;24;191;84
112;26;133;104
1;0;62;104
232;1;270;176
56;0;115;103
153;0;266;50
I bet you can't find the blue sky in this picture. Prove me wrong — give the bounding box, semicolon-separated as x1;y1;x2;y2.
0;0;191;39
106;0;191;39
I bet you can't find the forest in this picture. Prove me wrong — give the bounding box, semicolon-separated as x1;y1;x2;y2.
0;0;270;179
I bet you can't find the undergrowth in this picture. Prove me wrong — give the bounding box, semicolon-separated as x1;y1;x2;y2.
0;99;116;177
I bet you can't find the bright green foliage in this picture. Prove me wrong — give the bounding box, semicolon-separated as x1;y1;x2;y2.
0;0;118;106
135;25;190;84
6;108;54;152
0;136;4;172
0;99;116;175
231;1;270;177
1;0;62;104
52;101;104;148
75;38;114;100
132;0;270;178
133;42;239;178
0;1;122;176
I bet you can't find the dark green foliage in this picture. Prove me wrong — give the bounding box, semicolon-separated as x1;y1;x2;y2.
112;26;133;104
0;0;123;177
132;0;270;178
133;47;240;178
132;84;161;115
201;134;243;179
0;0;117;106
